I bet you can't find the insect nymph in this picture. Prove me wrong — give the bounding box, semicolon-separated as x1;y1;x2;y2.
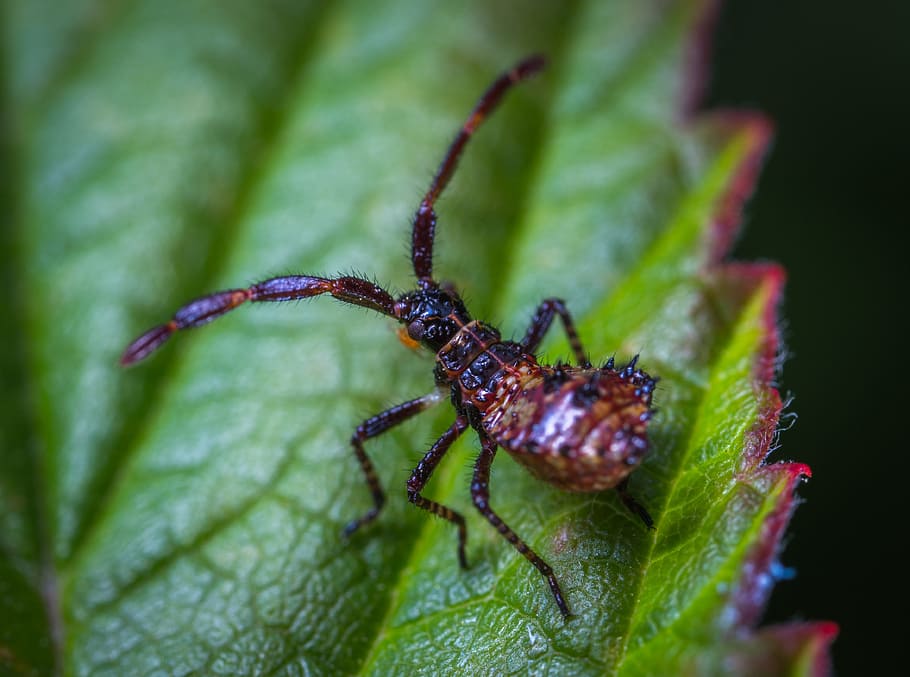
121;55;656;618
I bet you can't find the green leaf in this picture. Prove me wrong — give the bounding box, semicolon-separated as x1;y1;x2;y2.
1;1;835;674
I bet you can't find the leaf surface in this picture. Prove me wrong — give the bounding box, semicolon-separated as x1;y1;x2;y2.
0;1;835;674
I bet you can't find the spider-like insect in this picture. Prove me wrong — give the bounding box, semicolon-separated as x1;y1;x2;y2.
121;55;657;618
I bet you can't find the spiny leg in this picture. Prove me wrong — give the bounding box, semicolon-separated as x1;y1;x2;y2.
121;274;397;365
412;55;546;287
472;435;571;618
520;297;590;367
406;415;470;568
616;477;655;529
343;392;445;537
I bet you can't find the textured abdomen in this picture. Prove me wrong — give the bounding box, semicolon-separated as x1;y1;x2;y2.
478;362;655;492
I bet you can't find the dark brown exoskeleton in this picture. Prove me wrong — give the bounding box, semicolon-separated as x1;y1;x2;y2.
121;55;657;618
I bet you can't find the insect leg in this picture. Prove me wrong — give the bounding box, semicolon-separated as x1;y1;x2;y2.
343;391;445;537
406;415;470;568
520;297;590;367
472;435;571;618
412;55;546;287
616;477;655;529
121;274;397;365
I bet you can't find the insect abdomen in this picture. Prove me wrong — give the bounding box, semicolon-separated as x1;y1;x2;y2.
481;364;655;492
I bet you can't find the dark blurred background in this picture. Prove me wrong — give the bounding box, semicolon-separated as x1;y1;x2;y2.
706;1;906;672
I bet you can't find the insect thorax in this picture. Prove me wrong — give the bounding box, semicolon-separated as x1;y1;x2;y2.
435;320;525;391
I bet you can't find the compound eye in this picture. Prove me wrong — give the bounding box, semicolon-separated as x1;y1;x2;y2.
407;320;426;341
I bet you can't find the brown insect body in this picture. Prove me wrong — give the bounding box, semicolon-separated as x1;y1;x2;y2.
482;361;653;493
426;309;655;493
121;56;657;619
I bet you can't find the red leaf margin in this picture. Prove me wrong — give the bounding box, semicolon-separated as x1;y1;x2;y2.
684;10;838;668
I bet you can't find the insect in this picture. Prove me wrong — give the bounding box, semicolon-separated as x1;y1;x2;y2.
121;55;656;618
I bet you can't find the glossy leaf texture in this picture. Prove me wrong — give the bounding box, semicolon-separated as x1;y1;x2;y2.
0;0;836;674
